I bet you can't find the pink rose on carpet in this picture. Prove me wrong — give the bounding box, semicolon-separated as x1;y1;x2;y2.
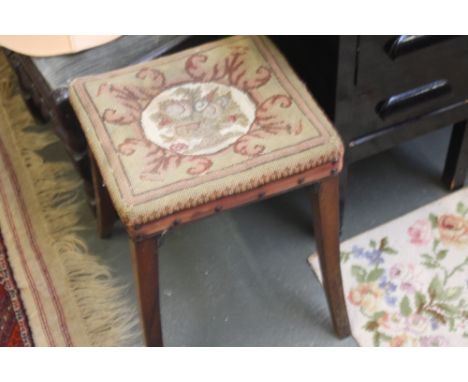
408;219;431;245
438;214;468;245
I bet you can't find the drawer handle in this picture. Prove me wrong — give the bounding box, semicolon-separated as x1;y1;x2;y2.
376;79;451;119
385;35;454;59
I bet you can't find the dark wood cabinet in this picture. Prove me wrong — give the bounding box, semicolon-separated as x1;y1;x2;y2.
272;35;468;210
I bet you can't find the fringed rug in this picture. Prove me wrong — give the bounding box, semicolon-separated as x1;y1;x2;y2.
0;52;138;346
309;188;468;346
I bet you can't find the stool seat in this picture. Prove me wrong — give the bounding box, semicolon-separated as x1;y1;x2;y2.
69;36;343;227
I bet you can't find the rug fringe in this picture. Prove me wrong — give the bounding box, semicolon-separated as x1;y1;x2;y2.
0;53;139;346
52;235;138;346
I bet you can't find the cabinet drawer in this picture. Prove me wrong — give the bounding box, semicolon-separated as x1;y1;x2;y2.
356;35;468;96
343;36;468;138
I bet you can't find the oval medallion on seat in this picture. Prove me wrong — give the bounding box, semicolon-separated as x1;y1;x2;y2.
141;82;256;156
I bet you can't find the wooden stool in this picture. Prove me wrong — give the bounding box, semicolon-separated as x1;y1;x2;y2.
69;36;351;346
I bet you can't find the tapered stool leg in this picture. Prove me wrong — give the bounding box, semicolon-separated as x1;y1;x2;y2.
89;151;117;238
311;176;351;338
130;236;163;347
339;162;349;233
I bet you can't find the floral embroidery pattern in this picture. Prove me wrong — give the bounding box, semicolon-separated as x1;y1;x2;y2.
141;83;255;156
96;44;303;182
310;192;468;346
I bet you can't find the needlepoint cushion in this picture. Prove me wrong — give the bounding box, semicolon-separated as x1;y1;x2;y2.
69;36;344;226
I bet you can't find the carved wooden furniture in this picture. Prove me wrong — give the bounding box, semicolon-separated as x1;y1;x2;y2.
272;35;468;212
69;36;351;346
3;35;216;208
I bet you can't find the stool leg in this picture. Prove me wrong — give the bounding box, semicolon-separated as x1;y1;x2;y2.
129;236;163;347
339;162;349;234
310;176;351;339
89;152;117;238
442;120;468;191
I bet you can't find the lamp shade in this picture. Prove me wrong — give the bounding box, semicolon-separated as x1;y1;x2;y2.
0;35;120;57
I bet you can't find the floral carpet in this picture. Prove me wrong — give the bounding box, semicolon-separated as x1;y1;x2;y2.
309;188;468;346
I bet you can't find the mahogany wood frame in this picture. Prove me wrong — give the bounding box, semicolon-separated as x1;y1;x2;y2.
89;155;351;346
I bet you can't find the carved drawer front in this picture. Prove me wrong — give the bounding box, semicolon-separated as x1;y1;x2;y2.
348;35;468;137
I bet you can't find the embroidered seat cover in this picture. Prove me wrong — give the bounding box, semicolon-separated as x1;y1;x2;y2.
69;36;343;225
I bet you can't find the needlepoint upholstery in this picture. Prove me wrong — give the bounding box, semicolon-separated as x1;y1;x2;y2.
69;36;344;225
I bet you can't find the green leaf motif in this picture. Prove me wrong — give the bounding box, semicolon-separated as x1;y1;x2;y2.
448;317;455;332
379;237;389;250
415;292;427;311
432;238;440;252
456;201;467;217
421;254;438;269
366;236;399;255
435;303;458;316
444;287;463;301
382;247;398;255
367;268;384;282
428;275;444;300
429;214;439;229
351;265;367;283
372;311;386;320
422;261;438;269
340;251;351;263
380;333;392;342
400;296;412;317
373;332;381;347
436;250;448;261
422;254;433;261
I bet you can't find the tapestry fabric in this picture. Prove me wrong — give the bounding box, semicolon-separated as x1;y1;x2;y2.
69;36;343;226
309;188;468;346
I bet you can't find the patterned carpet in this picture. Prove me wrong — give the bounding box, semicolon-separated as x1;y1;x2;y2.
309;188;468;346
0;51;138;346
0;232;33;346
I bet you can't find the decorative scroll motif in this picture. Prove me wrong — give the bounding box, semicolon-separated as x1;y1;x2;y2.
97;45;303;182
